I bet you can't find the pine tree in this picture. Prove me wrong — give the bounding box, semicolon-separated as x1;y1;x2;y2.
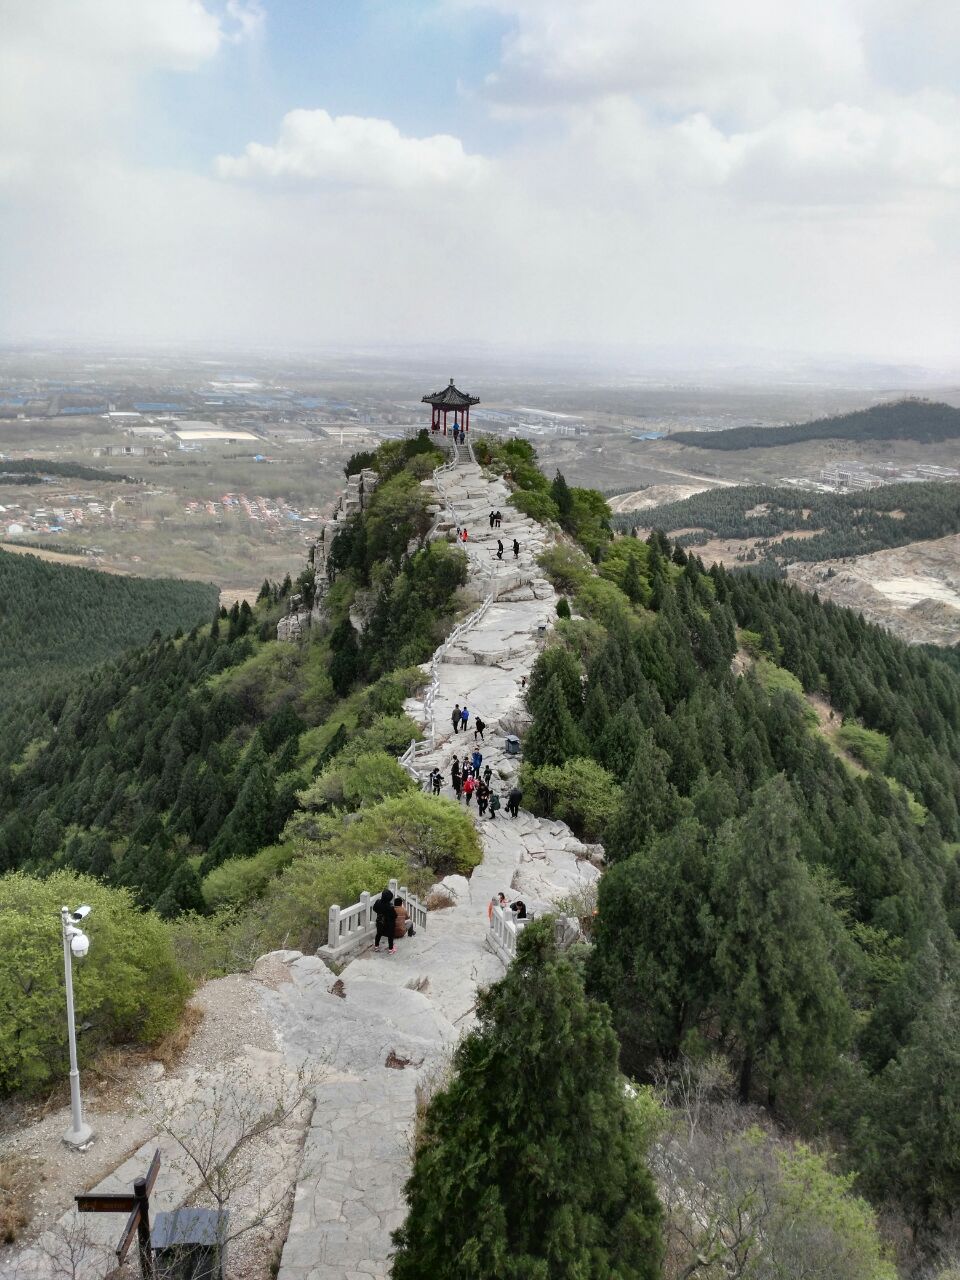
550;470;575;528
392;921;663;1279
710;776;851;1101
605;734;681;857
622;552;645;606
523;674;581;767
589;817;717;1068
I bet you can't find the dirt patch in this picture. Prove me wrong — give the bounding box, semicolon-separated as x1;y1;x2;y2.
607;483;715;513
0;973;280;1265
806;694;867;775
788;533;960;646
219;586;261;609
0;543;129;574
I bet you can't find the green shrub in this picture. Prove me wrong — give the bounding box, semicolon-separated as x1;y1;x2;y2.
509;490;560;524
838;723;891;772
0;871;190;1095
201;843;297;910
574;576;635;629
521;757;622;842
263;851;406;952
334;793;483;878
556;596;571;619
537;544;593;595
299;751;414;813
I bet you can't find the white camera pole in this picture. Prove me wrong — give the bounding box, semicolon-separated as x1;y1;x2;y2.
61;906;93;1148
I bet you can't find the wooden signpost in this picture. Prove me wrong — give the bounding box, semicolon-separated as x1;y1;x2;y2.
76;1148;161;1278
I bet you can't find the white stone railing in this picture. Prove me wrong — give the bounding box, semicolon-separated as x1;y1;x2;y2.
486;905;578;966
317;877;428;962
487;903;528;964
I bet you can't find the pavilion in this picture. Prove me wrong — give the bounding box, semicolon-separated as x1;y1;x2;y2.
422;379;480;436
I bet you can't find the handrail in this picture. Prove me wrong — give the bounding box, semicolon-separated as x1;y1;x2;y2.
319;877;428;960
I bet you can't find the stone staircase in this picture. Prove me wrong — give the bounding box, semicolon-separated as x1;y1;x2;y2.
269;458;602;1280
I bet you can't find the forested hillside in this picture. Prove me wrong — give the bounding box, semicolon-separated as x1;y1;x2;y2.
0;550;218;707
613;479;960;563
525;531;960;1257
671;397;960;449
0;432;469;922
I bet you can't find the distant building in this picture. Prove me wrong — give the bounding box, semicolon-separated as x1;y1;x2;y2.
819;463;882;491
916;463;960;478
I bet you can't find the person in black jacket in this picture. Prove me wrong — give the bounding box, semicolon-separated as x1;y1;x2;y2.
373;888;396;954
507;786;523;818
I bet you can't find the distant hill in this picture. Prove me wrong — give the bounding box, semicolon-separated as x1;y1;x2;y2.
613;479;960;563
0;458;136;482
670;398;960;450
0;549;217;709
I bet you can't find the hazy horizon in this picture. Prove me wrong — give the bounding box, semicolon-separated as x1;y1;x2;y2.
2;2;959;366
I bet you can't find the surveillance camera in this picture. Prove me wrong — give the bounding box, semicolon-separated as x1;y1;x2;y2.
71;905;92;920
70;932;90;958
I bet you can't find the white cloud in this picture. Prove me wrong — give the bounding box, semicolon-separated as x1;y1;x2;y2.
0;0;257;178
470;0;866;120
216;109;489;188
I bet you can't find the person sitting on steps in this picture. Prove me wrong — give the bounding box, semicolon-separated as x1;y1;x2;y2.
394;897;415;940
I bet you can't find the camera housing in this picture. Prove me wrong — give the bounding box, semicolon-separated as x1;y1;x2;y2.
70;932;90;958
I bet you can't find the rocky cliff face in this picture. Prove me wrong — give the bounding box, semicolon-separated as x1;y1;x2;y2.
277;468;379;643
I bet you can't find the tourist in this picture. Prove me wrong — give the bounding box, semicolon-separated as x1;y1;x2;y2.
496;539;503;561
477;783;489;816
373;889;396;954
463;775;476;806
513;538;520;559
489;791;501;820
483;764;492;786
451;758;462;798
393;896;413;940
452;703;462;734
471;747;482;773
474;716;486;742
510;899;528;919
489;510;496;529
431;768;442;796
487;895;498;923
494;510;502;527
507;785;522;818
461;705;470;733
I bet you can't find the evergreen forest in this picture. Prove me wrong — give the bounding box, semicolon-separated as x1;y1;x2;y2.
612;479;960;564
670;397;960;450
522;527;960;1261
0;550;218;708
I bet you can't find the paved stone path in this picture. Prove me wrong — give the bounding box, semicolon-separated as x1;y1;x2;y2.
270;459;601;1280
7;458;601;1280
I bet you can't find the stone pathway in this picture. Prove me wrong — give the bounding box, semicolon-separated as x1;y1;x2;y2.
6;458;601;1280
270;459;601;1280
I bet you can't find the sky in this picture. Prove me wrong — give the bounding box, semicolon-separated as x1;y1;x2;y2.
1;0;960;368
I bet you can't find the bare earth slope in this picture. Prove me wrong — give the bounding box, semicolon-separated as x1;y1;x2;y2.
788;533;960;646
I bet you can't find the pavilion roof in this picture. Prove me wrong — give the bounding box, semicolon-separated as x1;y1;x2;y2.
422;379;480;409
